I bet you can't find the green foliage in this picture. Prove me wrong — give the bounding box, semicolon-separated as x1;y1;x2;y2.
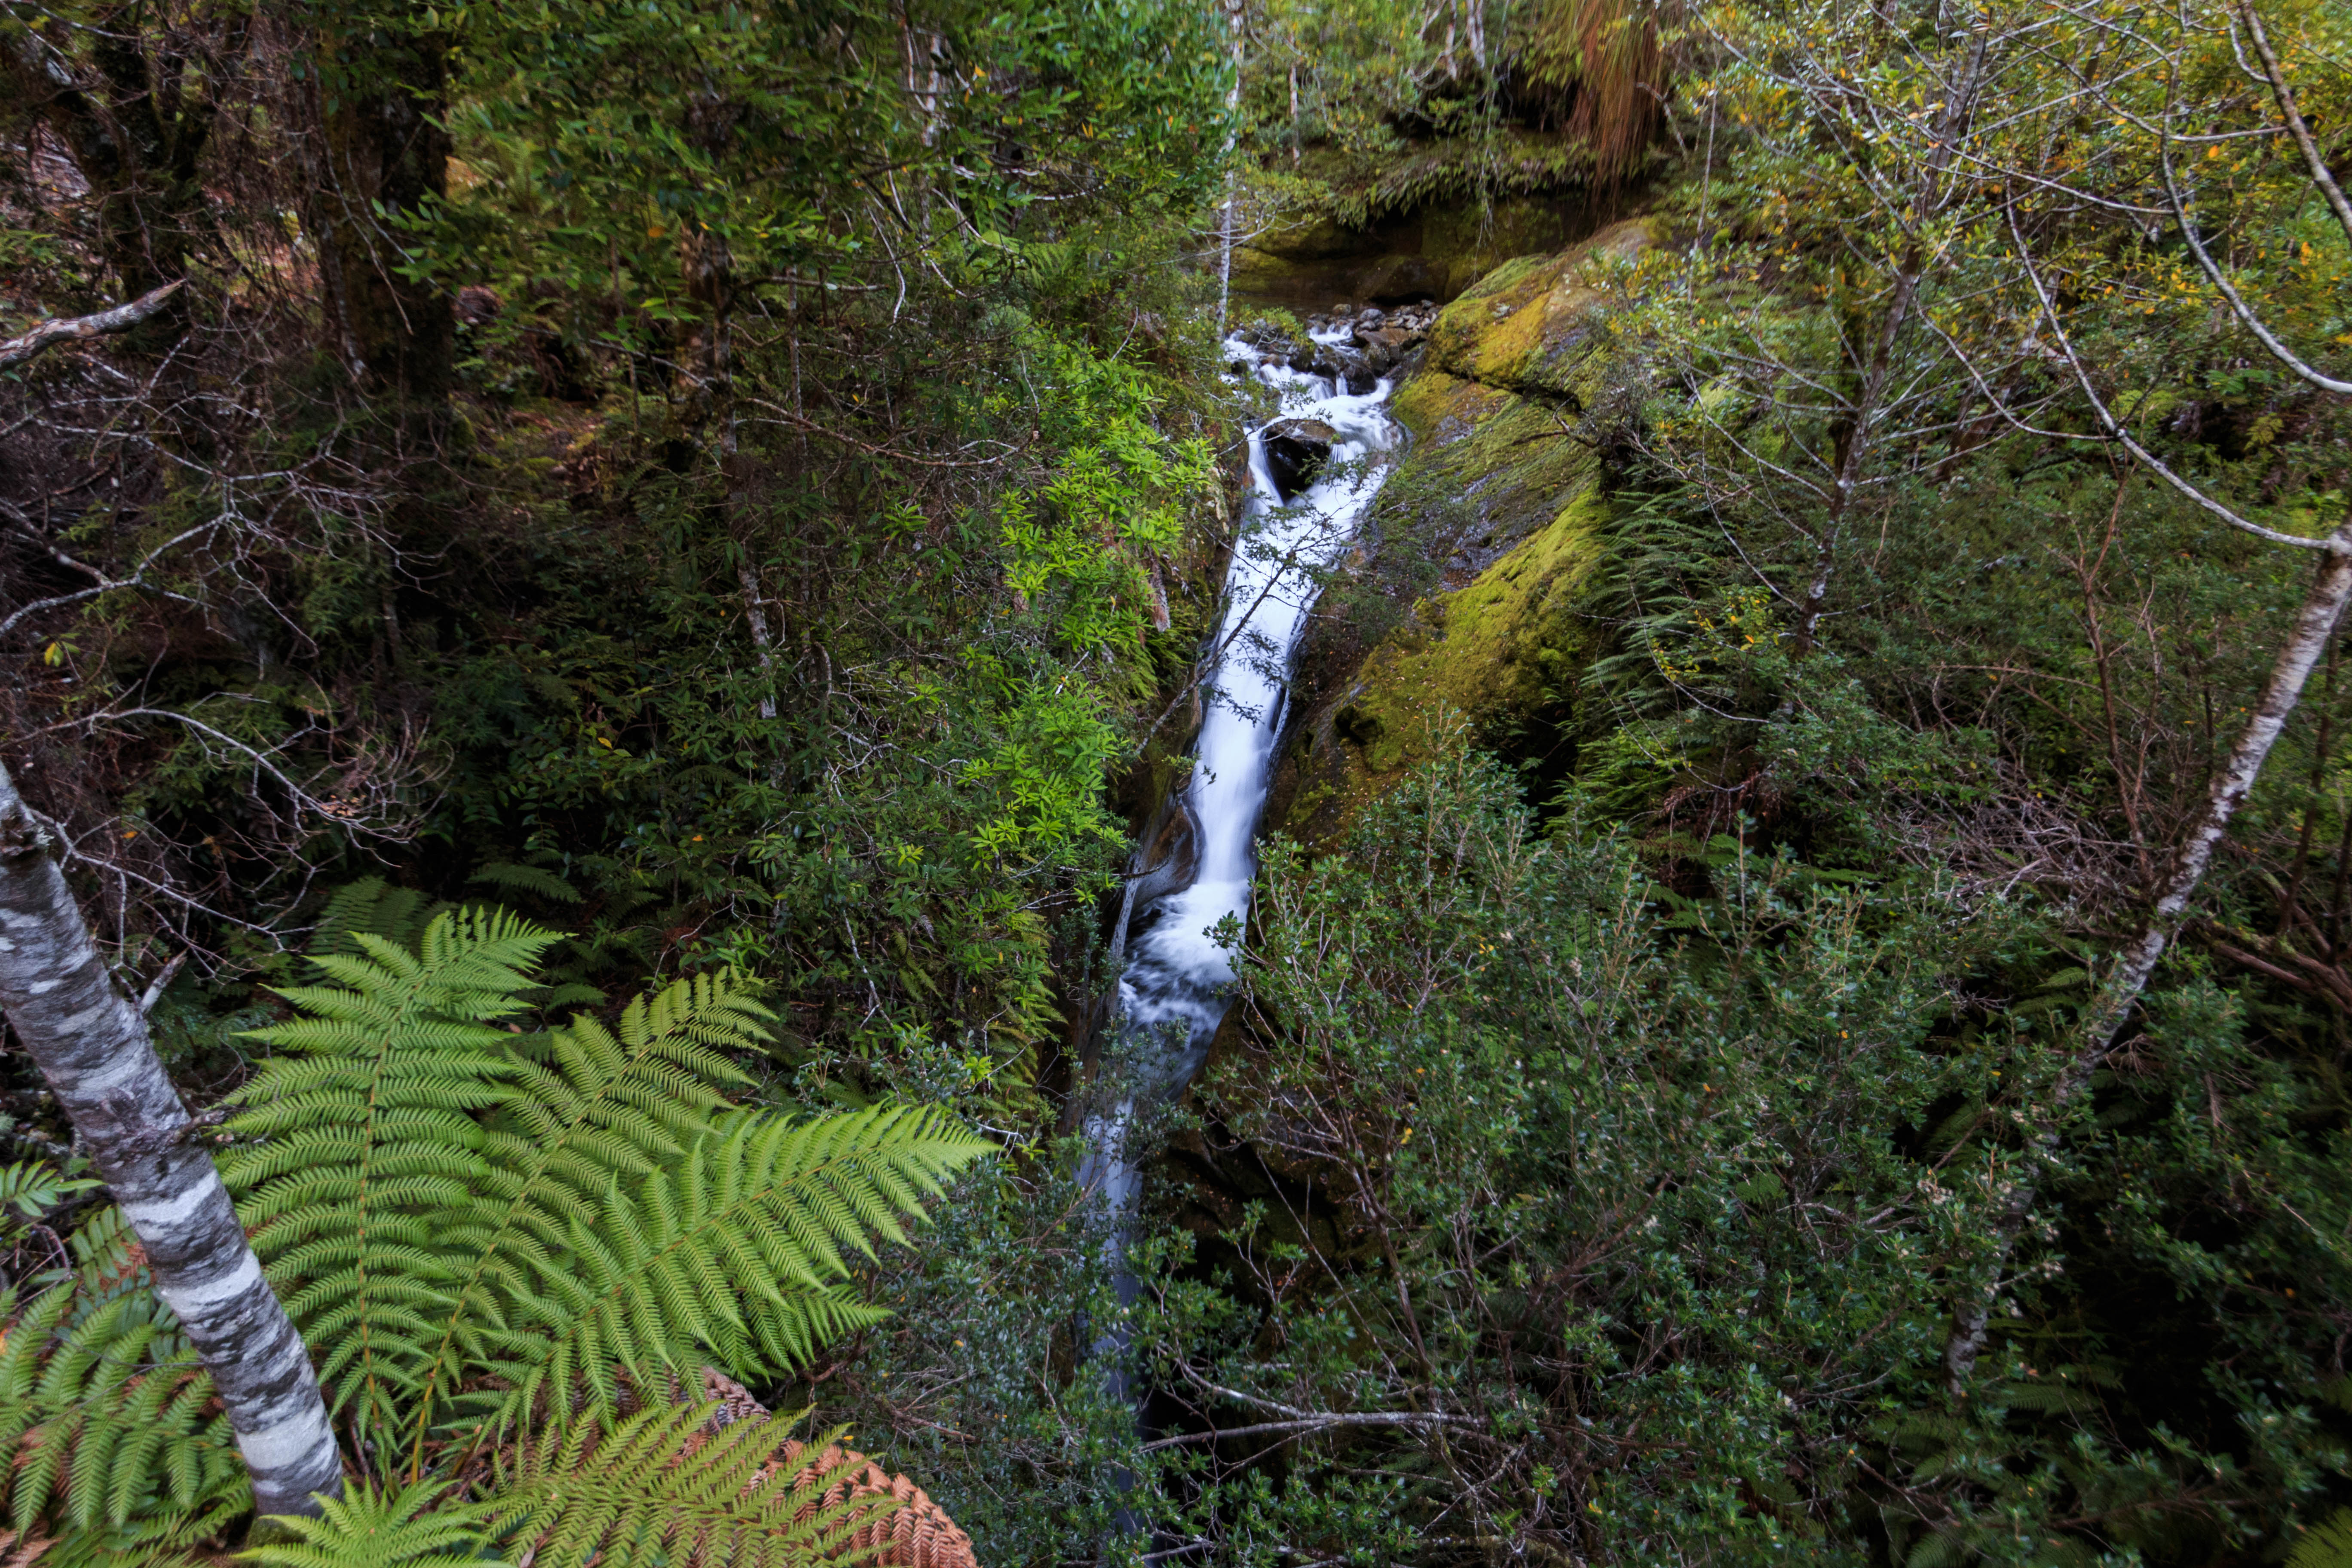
0;1211;249;1553
240;1479;500;1568
2292;1511;2352;1568
0;910;992;1560
492;1405;881;1568
223;911;990;1455
1107;744;2352;1563
1139;753;2049;1561
239;1404;895;1568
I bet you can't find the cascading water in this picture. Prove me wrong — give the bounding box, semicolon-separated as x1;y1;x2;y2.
1078;320;1401;1314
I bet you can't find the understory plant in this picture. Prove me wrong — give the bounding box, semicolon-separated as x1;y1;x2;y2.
0;909;993;1564
1139;752;2352;1566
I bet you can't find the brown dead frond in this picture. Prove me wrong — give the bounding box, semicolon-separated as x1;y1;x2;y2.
697;1369;980;1568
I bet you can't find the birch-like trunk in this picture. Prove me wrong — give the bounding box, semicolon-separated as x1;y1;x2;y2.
1945;526;2352;1391
0;763;343;1517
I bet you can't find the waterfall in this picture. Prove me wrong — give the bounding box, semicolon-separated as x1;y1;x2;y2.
1076;320;1401;1412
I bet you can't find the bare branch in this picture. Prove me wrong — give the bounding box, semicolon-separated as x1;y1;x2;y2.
2004;199;2346;555
2237;1;2352;250
0;280;185;371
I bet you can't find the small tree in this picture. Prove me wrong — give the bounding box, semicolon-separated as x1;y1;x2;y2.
0;761;344;1518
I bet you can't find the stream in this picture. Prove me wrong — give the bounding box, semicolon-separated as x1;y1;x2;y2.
1077;321;1403;1433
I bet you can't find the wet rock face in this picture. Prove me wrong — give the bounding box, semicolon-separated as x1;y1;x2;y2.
1264;417;1339;500
1262;220;1659;840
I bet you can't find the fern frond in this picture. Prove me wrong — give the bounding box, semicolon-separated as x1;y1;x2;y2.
242;1478;499;1568
306;878;443;966
2291;1510;2352;1568
224;909;555;1438
688;1368;978;1568
224;931;986;1470
467;863;583;905
453;1105;991;1440
384;973;774;1454
494;1404;886;1568
0;1267;246;1543
0;1163;96;1230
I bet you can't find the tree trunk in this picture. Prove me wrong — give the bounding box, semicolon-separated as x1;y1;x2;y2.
311;17;453;399
4;6;227;347
0;763;343;1519
1945;525;2352;1392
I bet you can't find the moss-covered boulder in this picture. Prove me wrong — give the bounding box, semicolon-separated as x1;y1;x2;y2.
1271;217;1656;830
1330;486;1610;784
1420;216;1654;395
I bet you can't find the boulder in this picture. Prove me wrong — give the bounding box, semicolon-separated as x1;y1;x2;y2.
1263;418;1338;500
1352;322;1427;374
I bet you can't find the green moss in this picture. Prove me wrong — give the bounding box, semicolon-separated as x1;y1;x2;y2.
1424;217;1654;394
1335;486;1610;796
1390;370;1503;444
1274;220;1659;834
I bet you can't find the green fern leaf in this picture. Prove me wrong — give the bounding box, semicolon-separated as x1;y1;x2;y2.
450;1104;991;1441
467;863;583;905
2291;1511;2352;1568
242;1477;500;1568
307;879;446;965
224;909;556;1439
0;1260;247;1546
493;1404;888;1568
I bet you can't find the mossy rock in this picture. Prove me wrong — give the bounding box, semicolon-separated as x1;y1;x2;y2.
1424;216;1654;395
1271;217;1654;832
1228;195;1608;312
1329;486;1609;802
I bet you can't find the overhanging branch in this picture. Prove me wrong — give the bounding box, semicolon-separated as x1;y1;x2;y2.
0;280;184;371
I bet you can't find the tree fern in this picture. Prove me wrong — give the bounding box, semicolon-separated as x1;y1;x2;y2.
0;1265;247;1547
222;908;990;1452
2;907;992;1560
447;1105;993;1443
240;1478;501;1568
304;879;451;966
2293;1512;2352;1568
494;1403;888;1568
224;908;556;1439
386;971;769;1459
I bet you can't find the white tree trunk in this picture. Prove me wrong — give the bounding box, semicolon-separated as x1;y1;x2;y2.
1945;526;2352;1391
0;763;343;1517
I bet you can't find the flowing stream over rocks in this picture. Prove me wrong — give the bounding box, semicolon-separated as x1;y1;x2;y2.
1077;318;1404;1423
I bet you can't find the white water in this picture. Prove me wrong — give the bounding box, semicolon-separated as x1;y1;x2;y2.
1080;325;1401;1233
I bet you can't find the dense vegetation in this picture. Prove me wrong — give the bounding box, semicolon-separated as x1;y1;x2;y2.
3;0;2350;1559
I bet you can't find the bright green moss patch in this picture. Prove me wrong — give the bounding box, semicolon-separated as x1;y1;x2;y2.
1335;486;1609;797
1424;217;1654;394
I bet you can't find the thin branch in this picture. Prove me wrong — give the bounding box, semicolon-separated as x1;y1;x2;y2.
2005;199;2346;555
1141;1411;1477;1452
2237;1;2352;249
0;280;184;371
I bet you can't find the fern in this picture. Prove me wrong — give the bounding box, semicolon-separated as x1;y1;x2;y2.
3;907;991;1561
305;879;450;965
0;1161;96;1228
2293;1512;2352;1568
447;1105;991;1443
223;909;556;1440
0;1268;247;1546
494;1403;887;1568
224;909;989;1449
466;862;583;905
240;1478;500;1568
